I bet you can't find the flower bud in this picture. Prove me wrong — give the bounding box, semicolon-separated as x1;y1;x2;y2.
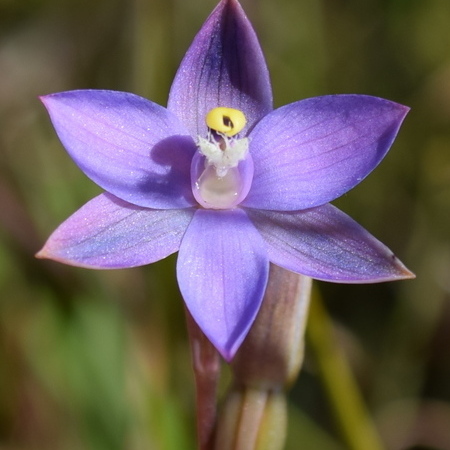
232;264;312;388
214;265;312;450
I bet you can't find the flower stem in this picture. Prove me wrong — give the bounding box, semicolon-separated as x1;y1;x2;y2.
307;287;385;450
185;309;221;450
214;386;287;450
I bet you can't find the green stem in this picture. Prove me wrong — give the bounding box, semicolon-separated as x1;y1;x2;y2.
307;287;385;450
214;386;287;450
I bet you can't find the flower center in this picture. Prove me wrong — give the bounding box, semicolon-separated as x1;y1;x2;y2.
191;107;254;210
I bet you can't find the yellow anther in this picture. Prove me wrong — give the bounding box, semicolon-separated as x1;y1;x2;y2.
206;107;247;137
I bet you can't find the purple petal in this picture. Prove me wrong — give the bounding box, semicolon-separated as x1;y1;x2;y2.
41;90;197;209
177;208;269;360
246;204;414;282
167;0;272;138
36;193;194;268
243;95;409;210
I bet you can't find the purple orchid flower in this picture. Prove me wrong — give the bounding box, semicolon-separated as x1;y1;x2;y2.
37;0;413;361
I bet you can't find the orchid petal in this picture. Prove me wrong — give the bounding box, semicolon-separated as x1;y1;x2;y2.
247;204;414;282
168;0;272;138
243;95;409;210
37;193;194;268
177;208;269;360
41;90;197;209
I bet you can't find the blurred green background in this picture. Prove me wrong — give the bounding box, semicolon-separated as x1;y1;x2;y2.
1;0;449;449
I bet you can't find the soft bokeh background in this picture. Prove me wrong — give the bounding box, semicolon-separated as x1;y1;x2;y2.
1;0;449;449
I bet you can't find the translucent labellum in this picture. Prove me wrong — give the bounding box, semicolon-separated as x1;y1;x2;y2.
191;148;254;210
